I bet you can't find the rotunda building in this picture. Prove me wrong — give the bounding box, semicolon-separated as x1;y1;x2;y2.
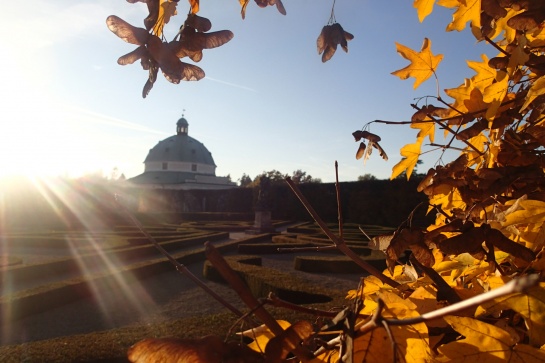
130;116;235;190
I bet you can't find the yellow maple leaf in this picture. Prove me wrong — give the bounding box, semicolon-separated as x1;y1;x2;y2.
390;141;422;180
438;316;545;362
477;283;545;347
413;0;436;22
444;78;475;118
428;187;466;215
508;35;530;76
464;133;489;168
502;200;545;226
490;8;524;43
438;0;481;32
243;320;292;352
391;38;443;89
412;119;435;143
520;222;545;252
354;302;431;362
521;77;545;112
483;71;509;120
463;88;488;119
152;0;178;38
468;54;496;92
188;0;199;14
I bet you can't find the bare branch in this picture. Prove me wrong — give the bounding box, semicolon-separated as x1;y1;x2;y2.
285;177;400;288
116;196;245;318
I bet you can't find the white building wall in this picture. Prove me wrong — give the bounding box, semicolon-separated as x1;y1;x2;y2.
145;161;216;175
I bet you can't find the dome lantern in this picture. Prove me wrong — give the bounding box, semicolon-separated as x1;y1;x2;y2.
176;115;189;135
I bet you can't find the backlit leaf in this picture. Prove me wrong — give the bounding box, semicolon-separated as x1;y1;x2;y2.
520;77;545;111
354;302;431;362
128;335;228;363
391;38;443;89
468;54;496;92
152;0;178;38
437;316;545;362
478;283;545;347
411;118;435;143
438;0;481;32
239;0;250;19
391;142;422;180
414;0;436;22
502;200;545;226
243;320;292;352
188;0;199;14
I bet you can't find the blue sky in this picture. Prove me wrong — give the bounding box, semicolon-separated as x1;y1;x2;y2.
0;1;493;182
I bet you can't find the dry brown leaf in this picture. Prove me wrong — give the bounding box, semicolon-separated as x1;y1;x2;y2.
411;104;448;122
507;9;545;31
264;321;313;363
128;335;225;363
484;225;536;263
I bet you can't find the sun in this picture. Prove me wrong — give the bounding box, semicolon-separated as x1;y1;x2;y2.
0;96;107;178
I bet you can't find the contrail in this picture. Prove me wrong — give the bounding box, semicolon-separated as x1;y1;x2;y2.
205;76;258;93
62;105;169;136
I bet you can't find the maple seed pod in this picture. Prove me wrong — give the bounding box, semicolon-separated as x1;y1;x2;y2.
355;142;366;160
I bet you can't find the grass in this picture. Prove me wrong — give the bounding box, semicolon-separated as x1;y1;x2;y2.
0;282;349;362
0;220;385;362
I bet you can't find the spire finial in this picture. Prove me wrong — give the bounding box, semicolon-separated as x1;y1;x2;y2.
182;109;186;117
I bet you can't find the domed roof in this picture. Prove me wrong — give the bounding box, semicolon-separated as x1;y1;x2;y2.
144;134;216;166
176;117;188;127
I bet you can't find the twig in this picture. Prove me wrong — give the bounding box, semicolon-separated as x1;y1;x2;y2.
262;293;340;318
410;255;462;305
205;242;314;362
410;103;484;156
335;161;344;239
115;195;245;318
383;273;540;326
285;177;400;288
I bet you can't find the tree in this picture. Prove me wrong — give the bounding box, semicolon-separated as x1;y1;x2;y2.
290;169;321;184
109;1;545;362
237;173;252;187
357;173;377;181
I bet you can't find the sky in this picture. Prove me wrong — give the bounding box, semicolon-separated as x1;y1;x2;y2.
0;1;496;183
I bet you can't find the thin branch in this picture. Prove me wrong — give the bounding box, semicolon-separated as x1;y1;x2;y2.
335;161;344;239
383;273;540;326
410;255;462;305
262;293;340;318
115;196;245;318
410;103;484;156
483;35;510;56
285;177;400;288
205;242;314;362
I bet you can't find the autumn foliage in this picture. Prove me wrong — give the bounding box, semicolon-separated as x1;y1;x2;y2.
107;1;545;362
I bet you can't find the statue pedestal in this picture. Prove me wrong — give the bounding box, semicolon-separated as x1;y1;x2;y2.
246;210;275;234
